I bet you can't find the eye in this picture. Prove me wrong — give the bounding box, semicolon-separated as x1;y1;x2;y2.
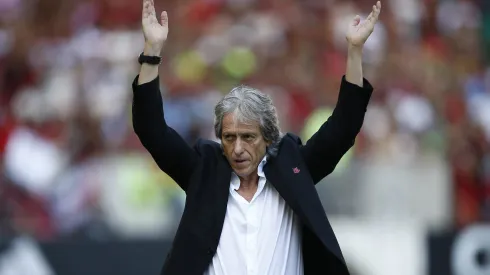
223;135;235;141
243;134;255;141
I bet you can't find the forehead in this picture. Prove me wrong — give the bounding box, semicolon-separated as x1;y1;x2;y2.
222;112;260;133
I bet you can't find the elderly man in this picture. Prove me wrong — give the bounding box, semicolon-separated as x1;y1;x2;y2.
132;1;381;274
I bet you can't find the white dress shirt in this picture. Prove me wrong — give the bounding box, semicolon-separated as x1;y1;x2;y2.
205;157;303;275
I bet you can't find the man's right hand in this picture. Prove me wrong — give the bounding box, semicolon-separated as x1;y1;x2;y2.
138;0;167;84
142;0;168;56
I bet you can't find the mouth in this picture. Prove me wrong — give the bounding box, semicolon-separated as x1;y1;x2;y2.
234;159;249;166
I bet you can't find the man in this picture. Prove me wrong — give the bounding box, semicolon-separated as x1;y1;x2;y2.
132;1;381;274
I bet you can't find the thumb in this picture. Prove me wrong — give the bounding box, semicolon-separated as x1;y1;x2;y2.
352;15;361;26
161;11;168;27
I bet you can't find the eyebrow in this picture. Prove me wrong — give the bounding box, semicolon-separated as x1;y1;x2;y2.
222;131;257;136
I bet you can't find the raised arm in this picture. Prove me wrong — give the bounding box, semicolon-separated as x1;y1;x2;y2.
300;1;381;184
132;0;198;192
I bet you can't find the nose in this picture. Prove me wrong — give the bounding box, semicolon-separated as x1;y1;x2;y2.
233;139;244;155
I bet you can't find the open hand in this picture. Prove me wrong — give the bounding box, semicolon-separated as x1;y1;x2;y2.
142;0;168;55
346;1;381;48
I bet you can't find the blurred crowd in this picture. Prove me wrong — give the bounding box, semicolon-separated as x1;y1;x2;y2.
0;0;489;241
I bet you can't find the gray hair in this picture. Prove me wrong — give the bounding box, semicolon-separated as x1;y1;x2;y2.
214;85;282;157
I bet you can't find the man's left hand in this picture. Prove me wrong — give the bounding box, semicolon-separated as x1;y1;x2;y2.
346;1;382;48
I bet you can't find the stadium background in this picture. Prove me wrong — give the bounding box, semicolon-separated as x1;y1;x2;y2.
0;0;489;274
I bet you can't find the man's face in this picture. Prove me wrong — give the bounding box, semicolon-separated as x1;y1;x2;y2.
221;112;270;179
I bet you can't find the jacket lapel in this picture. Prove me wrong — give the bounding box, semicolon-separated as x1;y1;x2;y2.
213;155;232;245
263;142;346;264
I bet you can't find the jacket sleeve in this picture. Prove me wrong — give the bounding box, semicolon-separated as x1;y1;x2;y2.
132;75;199;192
300;76;373;184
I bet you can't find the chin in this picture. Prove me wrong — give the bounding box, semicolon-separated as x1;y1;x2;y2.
233;168;252;178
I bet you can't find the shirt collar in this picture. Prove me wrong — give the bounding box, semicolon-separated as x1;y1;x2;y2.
230;155;267;191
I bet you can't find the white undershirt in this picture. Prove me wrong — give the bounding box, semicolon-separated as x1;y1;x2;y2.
205;157;303;275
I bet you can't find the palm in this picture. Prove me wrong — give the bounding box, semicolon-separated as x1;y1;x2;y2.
142;0;168;48
346;1;381;47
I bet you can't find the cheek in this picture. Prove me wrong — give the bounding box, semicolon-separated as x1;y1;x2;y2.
252;142;268;159
222;144;233;157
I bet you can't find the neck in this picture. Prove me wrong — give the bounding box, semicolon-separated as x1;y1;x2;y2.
238;172;259;190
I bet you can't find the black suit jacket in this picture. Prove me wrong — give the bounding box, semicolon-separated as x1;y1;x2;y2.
131;75;373;275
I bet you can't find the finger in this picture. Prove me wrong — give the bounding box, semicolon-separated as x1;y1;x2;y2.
142;0;151;20
143;0;159;26
376;1;382;18
143;0;149;14
365;5;375;22
352;15;361;26
365;12;372;22
161;11;168;27
149;0;157;17
369;4;380;23
143;0;156;18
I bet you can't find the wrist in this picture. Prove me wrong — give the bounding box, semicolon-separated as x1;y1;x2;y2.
143;43;163;56
347;44;363;56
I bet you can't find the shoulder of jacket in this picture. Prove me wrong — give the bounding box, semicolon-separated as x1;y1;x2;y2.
282;132;303;146
193;138;222;156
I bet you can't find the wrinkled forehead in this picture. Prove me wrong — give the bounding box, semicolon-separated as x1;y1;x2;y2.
222;112;260;133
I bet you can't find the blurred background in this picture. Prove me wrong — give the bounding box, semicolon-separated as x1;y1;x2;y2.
0;0;489;274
